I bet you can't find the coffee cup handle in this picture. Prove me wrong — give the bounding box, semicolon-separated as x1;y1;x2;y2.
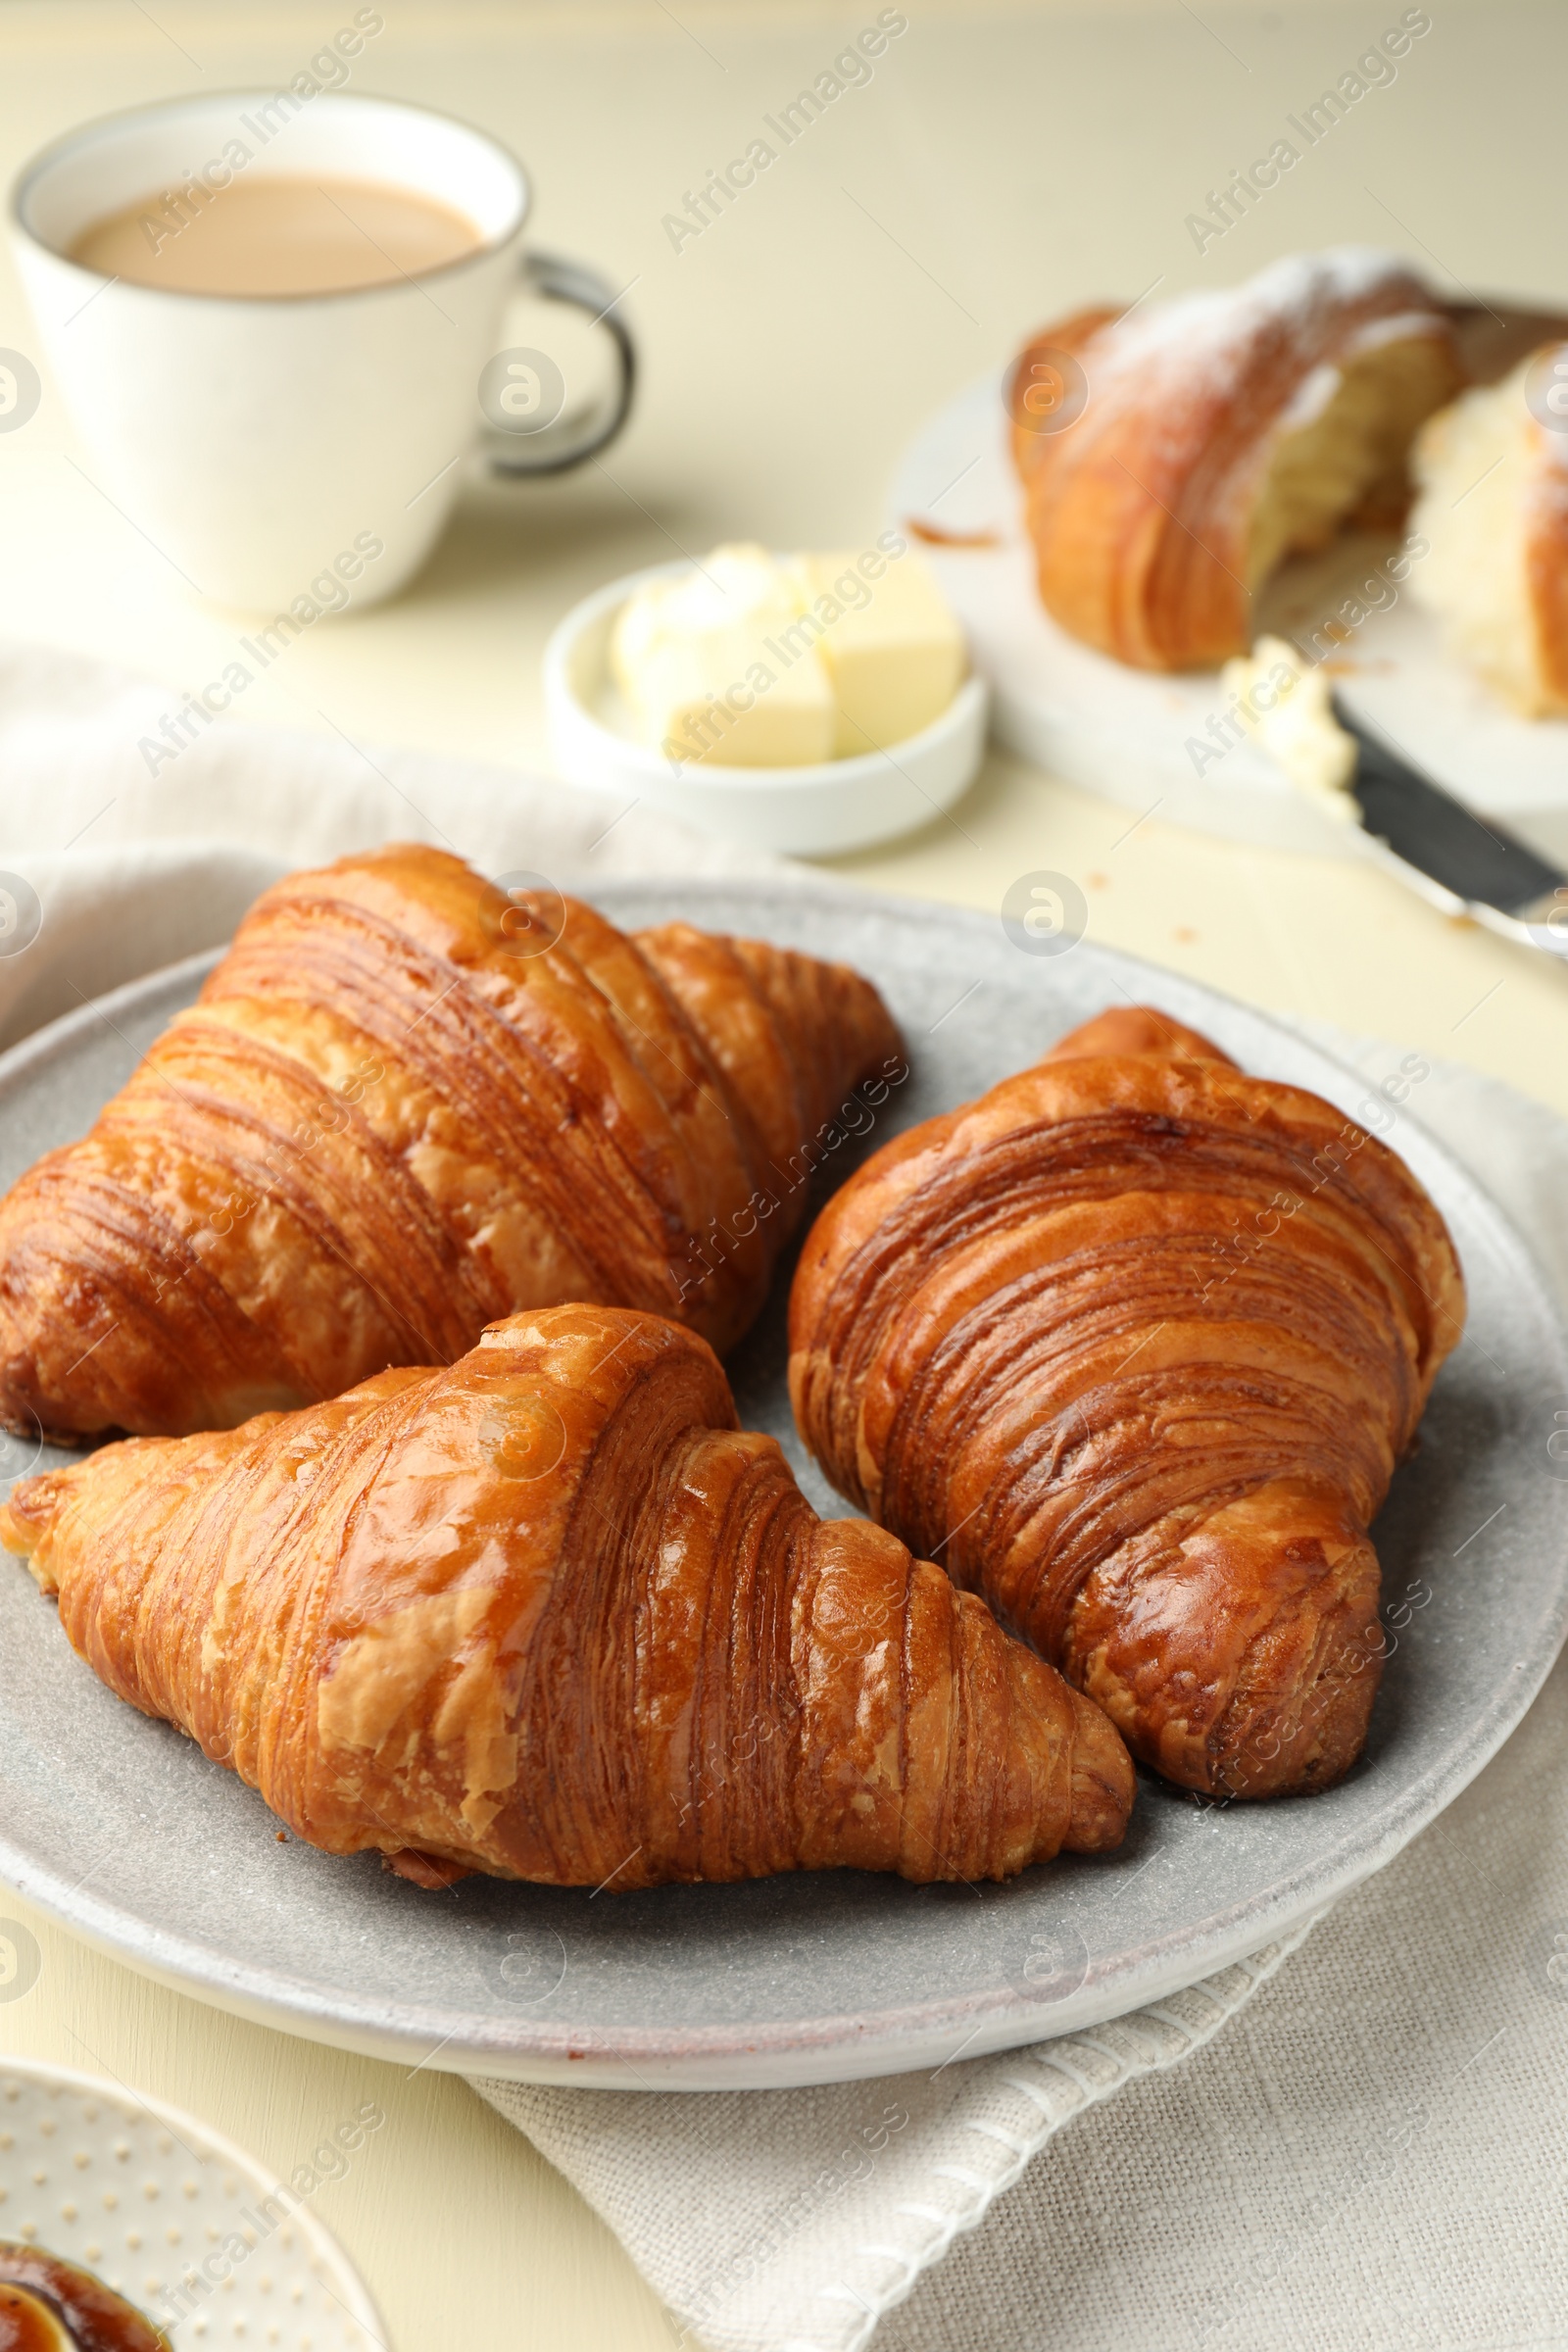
481;250;636;477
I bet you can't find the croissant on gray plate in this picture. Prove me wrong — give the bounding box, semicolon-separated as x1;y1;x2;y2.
0;1304;1134;1886
790;1005;1466;1799
0;844;903;1440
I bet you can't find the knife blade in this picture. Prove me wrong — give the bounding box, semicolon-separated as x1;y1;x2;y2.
1332;698;1568;958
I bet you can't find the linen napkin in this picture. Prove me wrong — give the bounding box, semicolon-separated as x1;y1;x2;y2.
0;636;784;1049
3;640;1565;2352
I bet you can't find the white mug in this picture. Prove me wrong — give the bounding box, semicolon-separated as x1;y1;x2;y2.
9;90;636;611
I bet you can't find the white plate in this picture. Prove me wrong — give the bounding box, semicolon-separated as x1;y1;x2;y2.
1;880;1565;2088
542;564;988;855
891;368;1568;864
0;2054;384;2348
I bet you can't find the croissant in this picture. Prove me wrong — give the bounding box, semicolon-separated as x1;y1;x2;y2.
1008;248;1463;669
0;844;903;1442
0;1303;1133;1886
1409;344;1568;716
789;1004;1466;1798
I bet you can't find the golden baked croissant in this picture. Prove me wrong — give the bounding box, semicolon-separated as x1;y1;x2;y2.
0;1304;1133;1886
1008;248;1463;669
1410;343;1568;715
0;844;903;1441
790;1005;1465;1798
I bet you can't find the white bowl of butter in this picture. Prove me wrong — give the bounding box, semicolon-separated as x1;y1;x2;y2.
543;539;987;855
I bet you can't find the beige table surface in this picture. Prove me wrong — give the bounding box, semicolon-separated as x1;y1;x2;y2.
0;3;1563;2346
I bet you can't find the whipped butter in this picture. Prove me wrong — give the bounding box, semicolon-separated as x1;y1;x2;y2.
1220;634;1358;819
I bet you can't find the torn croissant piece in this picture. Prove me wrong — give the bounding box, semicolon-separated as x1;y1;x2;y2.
1409;343;1568;716
1008;248;1464;669
0;1305;1134;1886
789;1005;1466;1798
0;844;903;1441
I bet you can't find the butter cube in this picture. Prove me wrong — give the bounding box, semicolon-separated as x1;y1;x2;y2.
793;550;965;755
612;545;835;768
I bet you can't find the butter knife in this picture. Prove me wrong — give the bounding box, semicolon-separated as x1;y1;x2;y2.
1332;699;1568;959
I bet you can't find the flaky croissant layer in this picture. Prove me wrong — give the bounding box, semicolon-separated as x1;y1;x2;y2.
790;1005;1466;1799
0;845;904;1441
0;1305;1132;1887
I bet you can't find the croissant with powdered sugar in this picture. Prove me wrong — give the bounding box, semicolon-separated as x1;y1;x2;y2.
1008;248;1463;669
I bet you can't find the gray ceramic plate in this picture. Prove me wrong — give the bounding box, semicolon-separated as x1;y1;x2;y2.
1;881;1565;2089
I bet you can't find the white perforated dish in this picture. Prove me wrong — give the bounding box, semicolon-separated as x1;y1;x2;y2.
0;2057;384;2349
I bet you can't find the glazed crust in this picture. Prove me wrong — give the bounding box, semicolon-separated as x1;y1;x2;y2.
789;1007;1466;1798
0;1304;1133;1886
0;846;903;1440
1007;258;1462;669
